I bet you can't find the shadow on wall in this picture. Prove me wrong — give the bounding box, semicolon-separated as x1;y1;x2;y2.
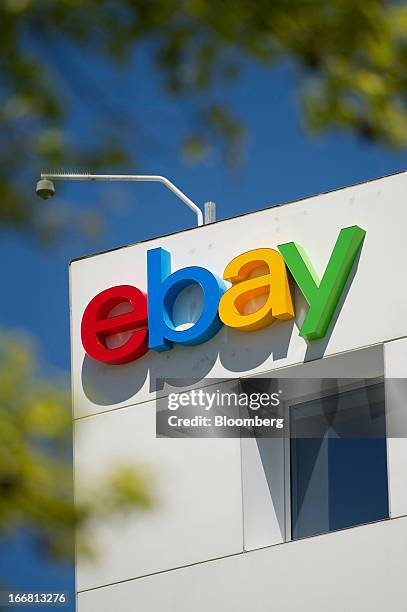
81;253;362;406
81;316;295;406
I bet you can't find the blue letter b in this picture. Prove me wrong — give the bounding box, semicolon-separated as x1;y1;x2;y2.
147;248;225;352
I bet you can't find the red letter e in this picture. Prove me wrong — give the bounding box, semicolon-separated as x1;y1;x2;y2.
81;285;148;365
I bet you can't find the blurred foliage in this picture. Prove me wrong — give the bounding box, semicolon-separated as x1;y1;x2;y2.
2;0;407;238
0;330;153;560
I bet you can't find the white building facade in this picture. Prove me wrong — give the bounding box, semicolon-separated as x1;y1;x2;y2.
70;171;407;611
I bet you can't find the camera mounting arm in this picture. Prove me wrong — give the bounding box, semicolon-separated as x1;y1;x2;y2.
37;173;204;227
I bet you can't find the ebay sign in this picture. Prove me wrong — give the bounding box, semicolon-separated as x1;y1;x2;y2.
81;225;365;365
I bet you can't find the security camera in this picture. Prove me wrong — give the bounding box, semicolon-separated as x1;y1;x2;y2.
36;178;55;200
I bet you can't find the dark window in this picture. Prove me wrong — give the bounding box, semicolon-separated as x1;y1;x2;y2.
290;383;388;540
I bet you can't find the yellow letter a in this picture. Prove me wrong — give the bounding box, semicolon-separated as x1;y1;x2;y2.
218;248;294;331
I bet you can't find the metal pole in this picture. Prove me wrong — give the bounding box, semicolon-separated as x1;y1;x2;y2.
204;201;216;224
40;172;204;227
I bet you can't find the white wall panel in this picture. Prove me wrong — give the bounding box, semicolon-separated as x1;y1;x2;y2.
384;337;407;518
74;389;243;591
78;516;407;612
241;436;285;550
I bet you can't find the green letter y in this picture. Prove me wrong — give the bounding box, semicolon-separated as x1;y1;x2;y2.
278;226;366;340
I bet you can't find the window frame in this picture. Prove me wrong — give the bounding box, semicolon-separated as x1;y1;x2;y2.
282;376;387;542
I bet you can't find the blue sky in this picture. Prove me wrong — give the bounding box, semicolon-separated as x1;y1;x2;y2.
0;51;407;609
